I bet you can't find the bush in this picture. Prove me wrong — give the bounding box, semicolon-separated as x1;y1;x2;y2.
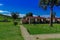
14;21;18;25
0;20;10;22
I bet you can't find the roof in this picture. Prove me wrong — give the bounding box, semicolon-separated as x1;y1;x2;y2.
26;16;46;19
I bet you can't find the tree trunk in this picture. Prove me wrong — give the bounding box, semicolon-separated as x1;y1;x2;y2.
50;7;53;27
29;18;31;24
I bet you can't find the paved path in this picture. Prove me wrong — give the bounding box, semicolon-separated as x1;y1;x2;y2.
20;25;60;40
20;25;36;40
31;34;60;39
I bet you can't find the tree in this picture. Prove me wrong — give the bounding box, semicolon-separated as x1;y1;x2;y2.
23;16;26;19
26;12;33;17
11;12;19;20
11;12;19;25
39;0;60;27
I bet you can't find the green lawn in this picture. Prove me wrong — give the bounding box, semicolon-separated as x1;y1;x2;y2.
0;22;24;40
24;24;60;35
46;38;60;40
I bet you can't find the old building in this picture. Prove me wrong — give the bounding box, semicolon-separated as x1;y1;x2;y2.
22;16;46;24
22;16;60;24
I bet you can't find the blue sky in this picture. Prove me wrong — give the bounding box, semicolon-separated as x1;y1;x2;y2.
0;0;60;17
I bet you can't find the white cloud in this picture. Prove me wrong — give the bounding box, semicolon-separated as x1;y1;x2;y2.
19;14;38;18
2;13;51;18
2;14;25;17
0;4;3;6
0;10;10;13
3;14;11;16
40;15;50;18
33;15;37;17
0;10;11;16
19;14;26;18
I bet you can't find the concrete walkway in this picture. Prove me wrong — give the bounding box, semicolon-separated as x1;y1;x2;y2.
20;25;60;40
20;25;36;40
31;34;60;39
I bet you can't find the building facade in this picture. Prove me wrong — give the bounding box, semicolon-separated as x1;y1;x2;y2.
22;16;60;24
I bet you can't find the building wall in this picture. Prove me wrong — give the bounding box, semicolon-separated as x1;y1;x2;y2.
22;17;60;24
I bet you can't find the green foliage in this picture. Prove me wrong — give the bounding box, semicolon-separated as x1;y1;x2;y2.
11;12;20;25
40;0;60;10
26;12;33;17
55;0;60;6
14;21;18;26
0;14;13;22
11;12;19;20
23;16;26;19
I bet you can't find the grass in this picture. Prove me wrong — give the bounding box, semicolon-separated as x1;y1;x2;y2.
0;22;24;40
46;38;60;40
24;24;60;35
0;14;23;40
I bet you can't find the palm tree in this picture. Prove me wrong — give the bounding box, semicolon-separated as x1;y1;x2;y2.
39;0;60;27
